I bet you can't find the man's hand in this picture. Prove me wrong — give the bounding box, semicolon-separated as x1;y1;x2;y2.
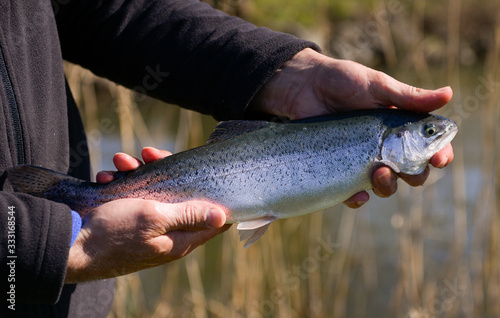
250;48;454;208
66;199;229;283
65;147;230;283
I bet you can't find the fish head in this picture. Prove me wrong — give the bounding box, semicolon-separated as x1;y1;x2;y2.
380;114;458;175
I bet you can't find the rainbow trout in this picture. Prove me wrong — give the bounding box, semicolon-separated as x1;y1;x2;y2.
7;109;457;247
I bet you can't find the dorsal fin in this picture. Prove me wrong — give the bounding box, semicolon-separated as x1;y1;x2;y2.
207;120;270;144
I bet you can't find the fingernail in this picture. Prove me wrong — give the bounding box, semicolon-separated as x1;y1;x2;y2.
377;170;393;187
353;201;365;208
436;157;448;168
345;199;366;208
436;86;450;92
206;208;225;228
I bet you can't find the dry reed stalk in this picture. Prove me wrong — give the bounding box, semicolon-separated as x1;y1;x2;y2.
244;246;265;317
163;262;183;315
219;223;235;311
445;2;471;318
174;109;204;153
463;9;500;316
410;0;428;77
280;219;307;317
186;256;208;318
331;207;356;318
231;231;247;313
479;10;500;316
109;276;129;318
150;301;172;318
388;213;404;316
446;0;461;76
81;70;103;173
375;0;397;68
206;298;245;318
64;63;104;174
129;103;155;149
148;104;179;143
308;212;324;316
130;273;149;317
389;181;409;316
355;209;377;318
64;62;83;103
489;12;500;318
265;220;293;317
358;210;378;291
409;187;424;309
116;85;157;157
399;194;414;314
109;273;148;318
116;86;136;156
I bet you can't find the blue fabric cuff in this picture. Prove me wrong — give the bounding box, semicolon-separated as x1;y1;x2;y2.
70;210;82;247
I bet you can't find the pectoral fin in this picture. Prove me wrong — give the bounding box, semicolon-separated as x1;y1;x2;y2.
237;216;276;248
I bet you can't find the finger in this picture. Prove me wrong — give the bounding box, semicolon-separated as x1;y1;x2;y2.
343;191;370;209
399;166;430;187
157;201;227;231
370;71;453;112
163;225;232;259
113;152;143;171
96;171;116;184
142;147;172;164
372;166;398;198
429;144;454;168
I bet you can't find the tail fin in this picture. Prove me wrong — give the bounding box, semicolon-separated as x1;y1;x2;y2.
7;165;83;197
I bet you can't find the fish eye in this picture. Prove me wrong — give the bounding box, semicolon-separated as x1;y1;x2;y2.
424;124;437;137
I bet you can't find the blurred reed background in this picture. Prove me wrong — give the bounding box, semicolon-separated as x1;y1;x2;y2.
64;0;500;317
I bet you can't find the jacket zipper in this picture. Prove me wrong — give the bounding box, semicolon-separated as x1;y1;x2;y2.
0;44;25;165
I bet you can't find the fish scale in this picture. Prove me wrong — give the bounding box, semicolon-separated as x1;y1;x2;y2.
7;109;457;247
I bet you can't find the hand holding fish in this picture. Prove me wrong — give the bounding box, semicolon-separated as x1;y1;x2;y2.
65;148;230;283
249;48;455;208
65;199;229;283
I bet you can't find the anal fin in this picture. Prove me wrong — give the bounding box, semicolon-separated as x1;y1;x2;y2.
237;216;276;248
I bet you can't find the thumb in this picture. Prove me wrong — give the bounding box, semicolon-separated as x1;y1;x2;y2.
157;201;227;231
371;72;453;112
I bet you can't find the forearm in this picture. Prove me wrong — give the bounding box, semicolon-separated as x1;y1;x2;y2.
55;0;319;120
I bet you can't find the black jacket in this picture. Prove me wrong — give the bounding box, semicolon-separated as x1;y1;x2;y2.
0;0;317;316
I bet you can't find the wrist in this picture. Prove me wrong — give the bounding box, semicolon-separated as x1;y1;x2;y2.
65;229;93;284
248;48;325;119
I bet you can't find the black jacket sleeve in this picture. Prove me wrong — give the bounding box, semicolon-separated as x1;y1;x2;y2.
0;193;72;304
55;0;320;120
